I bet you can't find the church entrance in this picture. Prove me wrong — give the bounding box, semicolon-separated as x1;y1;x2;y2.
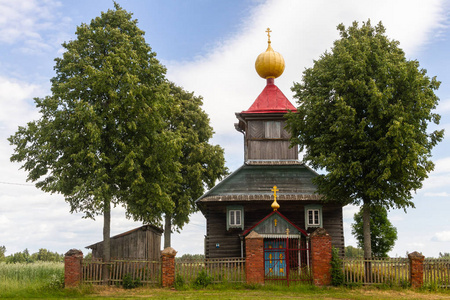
263;236;311;285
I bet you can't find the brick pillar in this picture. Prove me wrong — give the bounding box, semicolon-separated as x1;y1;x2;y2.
310;228;332;286
245;231;264;285
408;251;424;288
64;249;83;288
161;247;177;287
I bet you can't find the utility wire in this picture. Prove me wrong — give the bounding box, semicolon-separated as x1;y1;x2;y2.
0;181;34;187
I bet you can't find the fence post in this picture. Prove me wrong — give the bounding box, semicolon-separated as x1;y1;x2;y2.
64;249;83;288
408;251;424;288
310;228;332;286
245;231;264;285
161;247;177;287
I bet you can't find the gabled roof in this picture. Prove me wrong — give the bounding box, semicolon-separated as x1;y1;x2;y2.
242;210;308;237
241;78;296;114
196;164;321;204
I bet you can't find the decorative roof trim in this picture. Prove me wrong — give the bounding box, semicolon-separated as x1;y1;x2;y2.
198;194;323;202
260;234;302;239
246;160;301;165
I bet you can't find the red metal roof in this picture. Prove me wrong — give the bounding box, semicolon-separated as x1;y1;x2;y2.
241;78;296;114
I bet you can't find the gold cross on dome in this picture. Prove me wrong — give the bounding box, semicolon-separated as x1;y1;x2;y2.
266;28;272;43
271;185;279;199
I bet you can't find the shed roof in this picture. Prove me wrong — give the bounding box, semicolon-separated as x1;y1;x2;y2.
85;224;163;249
196;164;321;204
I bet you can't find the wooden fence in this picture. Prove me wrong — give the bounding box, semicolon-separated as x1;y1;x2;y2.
82;258;161;286
82;257;244;286
424;258;450;288
342;257;409;286
175;257;246;284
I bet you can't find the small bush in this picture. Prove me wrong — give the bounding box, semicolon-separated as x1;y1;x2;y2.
174;274;186;290
193;270;212;289
122;274;141;289
46;273;65;290
331;247;344;286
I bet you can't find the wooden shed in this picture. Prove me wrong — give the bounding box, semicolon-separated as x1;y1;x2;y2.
86;225;163;260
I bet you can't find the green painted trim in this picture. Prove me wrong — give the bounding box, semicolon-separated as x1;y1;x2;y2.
304;204;323;230
226;205;244;230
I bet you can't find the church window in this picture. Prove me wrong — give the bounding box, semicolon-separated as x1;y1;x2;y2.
227;205;244;230
304;204;322;229
308;209;320;226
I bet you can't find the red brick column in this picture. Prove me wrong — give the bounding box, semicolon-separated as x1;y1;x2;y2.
64;249;83;288
310;228;332;286
408;251;425;288
245;231;264;285
161;247;177;287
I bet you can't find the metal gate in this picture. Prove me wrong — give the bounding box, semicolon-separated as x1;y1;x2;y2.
264;237;311;285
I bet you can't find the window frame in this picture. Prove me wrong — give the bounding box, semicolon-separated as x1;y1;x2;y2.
226;205;244;230
304;204;323;229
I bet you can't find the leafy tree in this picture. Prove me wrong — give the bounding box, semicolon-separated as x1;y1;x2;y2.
286;20;444;259
31;248;64;262
0;245;6;261
162;83;227;248
9;3;180;282
345;245;364;258
352;205;397;257
6;249;32;263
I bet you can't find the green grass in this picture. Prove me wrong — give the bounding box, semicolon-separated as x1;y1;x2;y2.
0;261;69;298
1;261;449;299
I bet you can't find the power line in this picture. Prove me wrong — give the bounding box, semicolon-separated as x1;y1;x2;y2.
0;181;34;187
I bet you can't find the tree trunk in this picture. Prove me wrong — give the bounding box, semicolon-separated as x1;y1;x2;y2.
164;214;172;249
362;201;372;282
102;200;111;285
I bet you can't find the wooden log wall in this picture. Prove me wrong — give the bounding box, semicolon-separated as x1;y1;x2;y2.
204;202;345;259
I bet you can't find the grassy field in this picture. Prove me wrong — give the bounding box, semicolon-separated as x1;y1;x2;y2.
0;261;66;298
59;285;450;299
1;262;449;299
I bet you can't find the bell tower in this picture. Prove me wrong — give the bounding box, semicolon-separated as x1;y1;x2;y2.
235;28;298;164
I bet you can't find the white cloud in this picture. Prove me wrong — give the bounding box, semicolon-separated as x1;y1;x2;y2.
424;192;450;197
0;76;42;132
433;231;450;242
0;0;69;54
343;205;359;219
437;98;450;114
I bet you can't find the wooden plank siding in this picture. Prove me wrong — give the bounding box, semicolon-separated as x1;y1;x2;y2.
247;140;298;160
86;225;162;261
245;120;298;161
204;202;344;258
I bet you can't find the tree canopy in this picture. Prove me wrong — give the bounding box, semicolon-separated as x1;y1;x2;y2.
125;82;228;247
286;20;444;258
352;205;398;257
8;3;182;274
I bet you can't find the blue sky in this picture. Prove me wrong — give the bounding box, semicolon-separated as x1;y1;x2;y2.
1;0;449;258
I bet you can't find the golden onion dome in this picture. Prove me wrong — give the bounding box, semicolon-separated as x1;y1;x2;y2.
255;28;285;79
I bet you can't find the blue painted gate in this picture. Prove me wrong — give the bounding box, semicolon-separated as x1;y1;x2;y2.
263;237;311;285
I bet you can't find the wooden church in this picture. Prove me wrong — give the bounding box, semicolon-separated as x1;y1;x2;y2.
196;29;345;259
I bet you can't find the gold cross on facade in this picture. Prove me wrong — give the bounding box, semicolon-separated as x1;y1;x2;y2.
266;27;272;43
